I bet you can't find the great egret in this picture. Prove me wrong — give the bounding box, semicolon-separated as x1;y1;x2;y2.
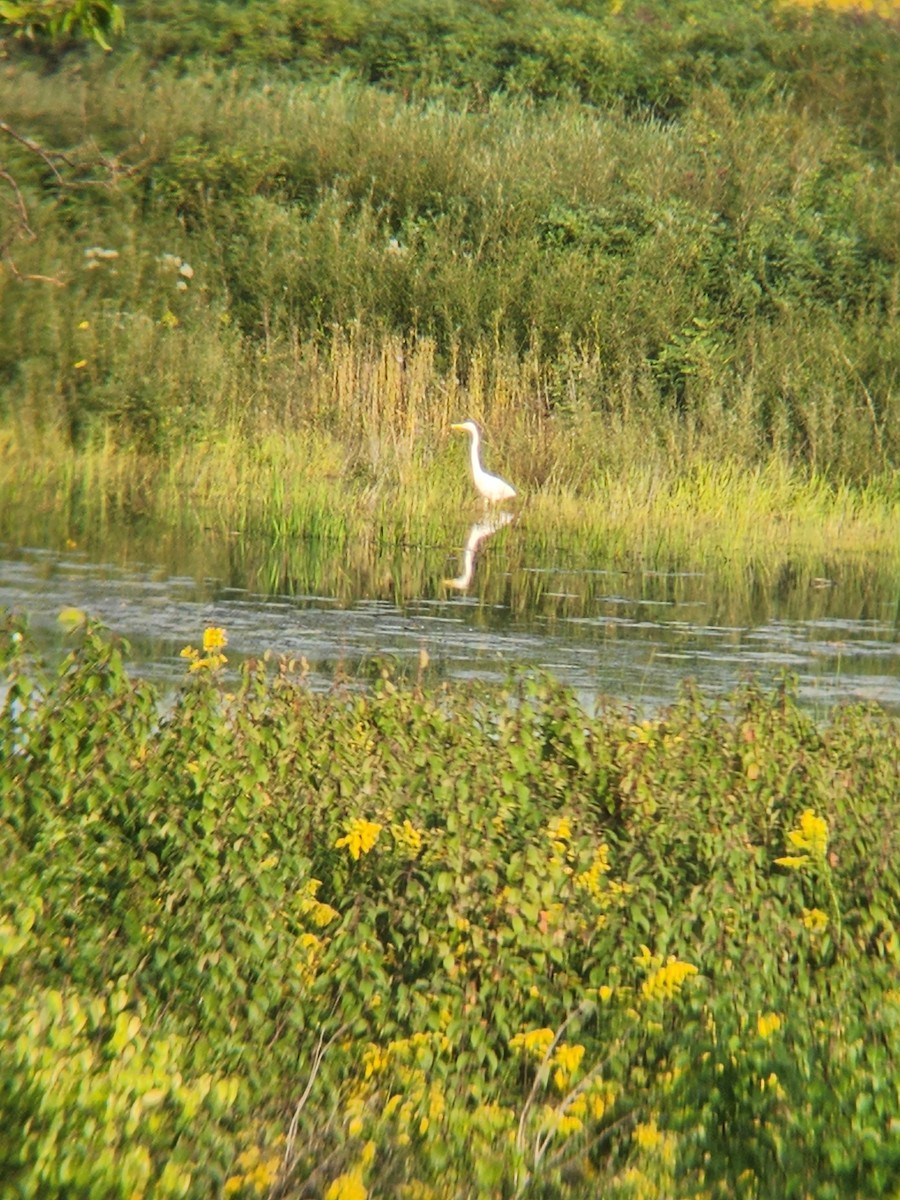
450;420;516;504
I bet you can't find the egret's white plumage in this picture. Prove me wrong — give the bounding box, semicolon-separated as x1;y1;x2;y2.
450;420;516;504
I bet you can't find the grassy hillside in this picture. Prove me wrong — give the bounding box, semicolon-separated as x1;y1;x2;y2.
0;0;898;552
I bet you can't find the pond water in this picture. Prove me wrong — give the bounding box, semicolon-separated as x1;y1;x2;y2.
2;512;899;714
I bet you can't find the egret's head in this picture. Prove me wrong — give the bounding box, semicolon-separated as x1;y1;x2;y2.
451;420;479;437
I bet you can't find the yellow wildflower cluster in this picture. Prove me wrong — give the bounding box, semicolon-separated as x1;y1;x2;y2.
223;1143;282;1197
335;818;383;861
390;1030;453;1067
757;1012;782;1040
801;906;829;933
541;1103;584;1138
362;1042;390;1080
298;878;341;927
343;1032;452;1145
391;818;424;859
537;1077;617;1143
325;1166;367;1200
383;1074;446;1141
574;843;611;900
552;1042;585;1092
635;946;699;1001
180;626;228;673
632;1117;677;1166
546;814;573;856
775;808;828;870
509;1028;608;1105
509;1026;555;1061
294;931;324;988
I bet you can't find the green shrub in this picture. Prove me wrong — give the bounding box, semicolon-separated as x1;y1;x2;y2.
3;616;900;1196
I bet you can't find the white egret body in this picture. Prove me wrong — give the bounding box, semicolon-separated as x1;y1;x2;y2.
450;420;516;504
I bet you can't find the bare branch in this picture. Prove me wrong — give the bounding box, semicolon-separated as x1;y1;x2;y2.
0;116;141;285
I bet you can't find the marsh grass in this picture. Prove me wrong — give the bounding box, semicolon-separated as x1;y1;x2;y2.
2;7;899;585
3;408;898;602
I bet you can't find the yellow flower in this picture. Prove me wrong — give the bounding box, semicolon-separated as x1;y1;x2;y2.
552;1042;585;1092
509;1027;555;1061
203;626;228;651
325;1167;366;1200
180;629;227;672
554;1111;583;1136
774;854;809;869
634;944;658;969
298;879;341;926
574;843;611;899
777;809;828;869
757;1012;782;1040
641;957;698;1001
546;815;573;856
335;819;383;861
634;1120;662;1151
801;906;829;933
362;1043;389;1079
548;815;572;841
392;818;423;857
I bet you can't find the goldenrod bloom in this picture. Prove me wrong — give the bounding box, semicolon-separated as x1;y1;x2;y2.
391;818;423;857
180;627;228;672
325;1167;367;1200
203;626;228;651
801;907;829;933
641;957;698;1001
757;1012;782;1040
335;819;383;860
509;1027;555;1061
634;1120;662;1151
776;809;828;869
552;1042;585;1091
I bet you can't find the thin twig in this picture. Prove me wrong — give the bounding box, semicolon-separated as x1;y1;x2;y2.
513;999;596;1193
2;261;67;285
273;1022;347;1197
0;167;34;236
0;119;139;286
0;118;70;182
542;1110;635;1183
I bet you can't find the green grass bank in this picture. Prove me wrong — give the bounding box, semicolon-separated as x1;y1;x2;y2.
2;1;899;563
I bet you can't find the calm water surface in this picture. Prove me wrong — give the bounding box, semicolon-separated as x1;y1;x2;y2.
2;514;899;714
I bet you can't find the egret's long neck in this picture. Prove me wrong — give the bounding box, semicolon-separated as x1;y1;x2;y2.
468;429;482;478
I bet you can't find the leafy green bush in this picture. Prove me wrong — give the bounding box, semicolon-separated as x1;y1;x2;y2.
1;0;898;496
3;615;900;1196
0;0;124;51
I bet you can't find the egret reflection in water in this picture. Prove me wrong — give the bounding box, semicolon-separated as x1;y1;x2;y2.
444;511;514;591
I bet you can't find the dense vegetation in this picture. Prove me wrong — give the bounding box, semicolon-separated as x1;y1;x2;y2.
0;0;898;544
2;11;900;1192
3;615;900;1198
